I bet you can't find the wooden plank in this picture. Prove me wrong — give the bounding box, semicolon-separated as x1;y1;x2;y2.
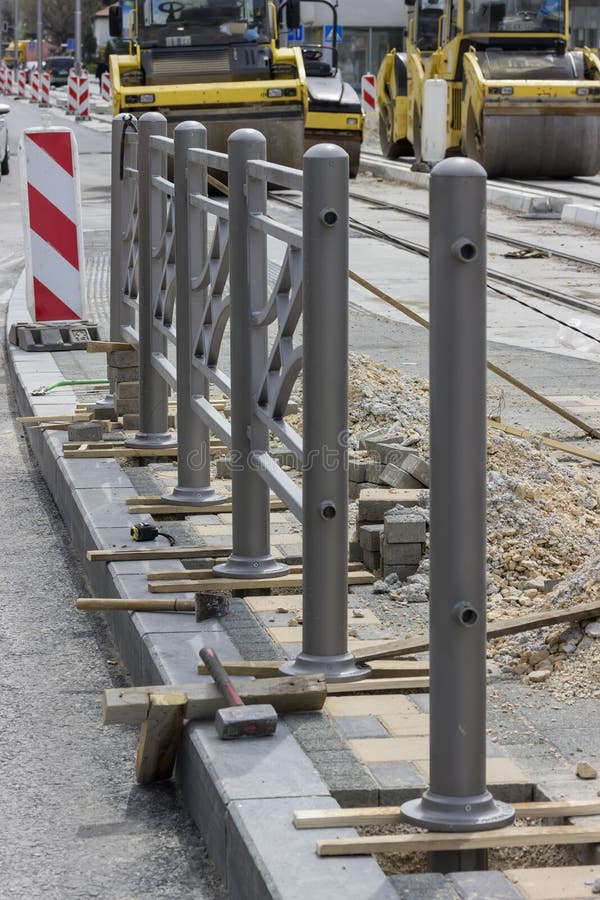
135;692;186;784
86;340;133;352
487;418;600;463
148;563;364;582
354;598;600;664
127;499;287;517
326;677;429;695
64;446;179;459
17;413;92;424
147;570;375;593
103;675;327;725
196;659;428;679
294;800;600;830
316;824;600;857
87;545;232;562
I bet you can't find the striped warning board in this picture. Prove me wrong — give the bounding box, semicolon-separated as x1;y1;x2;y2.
19;128;86;321
361;73;377;112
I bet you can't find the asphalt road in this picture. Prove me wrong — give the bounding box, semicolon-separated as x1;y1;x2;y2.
0;99;226;900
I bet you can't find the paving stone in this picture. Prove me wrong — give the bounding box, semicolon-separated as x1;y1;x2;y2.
358;488;426;522
362;548;381;571
67;421;103;442
389;873;460;899
450;870;522;899
379;463;424;490
380;538;423;565
333;716;391;740
107;348;139;368
384;512;427;544
116;380;139;399
379;712;430;736
350;736;430;764
413;757;530;786
325;695;422;717
359;523;384;551
348;458;367;483
503;865;600;900
369;761;427;789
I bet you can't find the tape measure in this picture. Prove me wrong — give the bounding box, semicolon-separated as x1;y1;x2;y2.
130;522;176;545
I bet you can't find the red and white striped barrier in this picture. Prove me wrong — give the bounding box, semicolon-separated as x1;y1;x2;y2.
19;128;86;321
4;69;14;96
67;69;90;119
39;71;51;106
17;68;28;100
100;71;111;103
0;66;7;94
29;70;40;103
361;72;377;112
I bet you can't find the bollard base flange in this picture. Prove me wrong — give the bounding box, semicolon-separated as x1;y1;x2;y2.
401;790;515;833
279;652;369;683
125;431;178;450
212;554;290;579
161;485;228;506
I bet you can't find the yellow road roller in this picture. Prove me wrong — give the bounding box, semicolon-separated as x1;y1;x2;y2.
376;0;600;177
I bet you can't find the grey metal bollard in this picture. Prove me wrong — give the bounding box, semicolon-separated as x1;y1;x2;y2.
213;129;288;578
280;145;365;682
401;158;514;847
97;114;136;414
162;122;227;505
125;112;177;450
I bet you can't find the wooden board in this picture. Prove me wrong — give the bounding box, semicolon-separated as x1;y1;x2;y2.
147;570;375;593
128;499;287;517
294;800;600;830
103;675;327;725
135;692;186;785
77;597;195;612
64;446;180;459
326;677;429;695
87;545;232;562
86;340;133;352
488;418;600;463
148;562;364;582
316;824;600;857
17;413;93;424
354;597;600;664
196;659;429;679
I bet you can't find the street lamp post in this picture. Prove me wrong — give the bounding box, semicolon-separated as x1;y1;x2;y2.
74;0;81;75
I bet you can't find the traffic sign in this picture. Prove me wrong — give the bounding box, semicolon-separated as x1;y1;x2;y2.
323;24;343;44
289;25;304;42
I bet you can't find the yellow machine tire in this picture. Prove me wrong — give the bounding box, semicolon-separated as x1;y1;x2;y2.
378;105;412;159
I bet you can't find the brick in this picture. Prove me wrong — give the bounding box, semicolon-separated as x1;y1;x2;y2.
116;380;139;399
358;488;425;522
365;461;385;483
67;422;103;442
380;538;422;565
361;549;380;572
348;481;361;501
359;524;384;551
382;563;419;580
384;513;427;544
108;364;140;384
107;348;139;368
379;463;423;490
364;441;413;465
399;453;430;487
349;735;430;764
359;427;398;450
348;540;363;563
114;398;139;416
348;459;367;483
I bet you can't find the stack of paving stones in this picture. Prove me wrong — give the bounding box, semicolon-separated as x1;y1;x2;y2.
109;348;140;425
354;486;430;577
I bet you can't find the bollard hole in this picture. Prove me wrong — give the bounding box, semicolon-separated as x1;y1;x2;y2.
451;238;478;262
320;208;338;227
460;607;478;626
320;501;337;520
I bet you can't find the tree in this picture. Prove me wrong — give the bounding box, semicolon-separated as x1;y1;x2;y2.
19;0;103;48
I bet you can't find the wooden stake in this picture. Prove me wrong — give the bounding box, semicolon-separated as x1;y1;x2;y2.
135;692;186;784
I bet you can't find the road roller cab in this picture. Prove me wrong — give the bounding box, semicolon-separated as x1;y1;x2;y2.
376;0;600;177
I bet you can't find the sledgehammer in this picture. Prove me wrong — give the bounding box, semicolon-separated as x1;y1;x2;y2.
199;647;278;740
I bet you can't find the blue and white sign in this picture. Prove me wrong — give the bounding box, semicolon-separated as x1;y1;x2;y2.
288;25;304;42
323;24;343;44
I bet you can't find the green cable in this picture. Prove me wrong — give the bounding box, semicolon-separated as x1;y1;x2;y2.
31;379;109;396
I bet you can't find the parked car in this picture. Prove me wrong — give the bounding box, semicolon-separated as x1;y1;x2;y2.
46;56;74;87
0;103;10;179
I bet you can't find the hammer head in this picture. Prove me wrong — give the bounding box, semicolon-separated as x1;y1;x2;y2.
215;704;278;740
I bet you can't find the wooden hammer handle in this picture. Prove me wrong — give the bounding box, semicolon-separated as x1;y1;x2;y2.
199;647;243;708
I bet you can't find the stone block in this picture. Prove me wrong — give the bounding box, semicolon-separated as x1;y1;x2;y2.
348;458;367;483
122;413;176;430
348;541;363;563
67;421;103;442
382;563;419;580
349;481;361;501
216;456;232;479
384;513;427;544
116;380;139;400
359;524;384;552
358;427;398;450
107;364;140;384
380;538;423;566
358;489;425;522
379;463;423;490
114;398;139;416
399;453;430;487
362;549;381;573
365;461;385;483
364;441;413;465
107;348;139;368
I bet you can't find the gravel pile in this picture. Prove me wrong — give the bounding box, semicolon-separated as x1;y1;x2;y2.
344;353;600;698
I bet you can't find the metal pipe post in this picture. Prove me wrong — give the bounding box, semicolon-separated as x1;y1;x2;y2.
280;145;365;682
401;158;514;843
74;0;82;76
36;0;42;82
125;112;177;449
12;0;18;81
213;129;288;578
162;121;227;505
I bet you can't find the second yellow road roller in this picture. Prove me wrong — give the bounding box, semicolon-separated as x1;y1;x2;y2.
376;0;600;177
